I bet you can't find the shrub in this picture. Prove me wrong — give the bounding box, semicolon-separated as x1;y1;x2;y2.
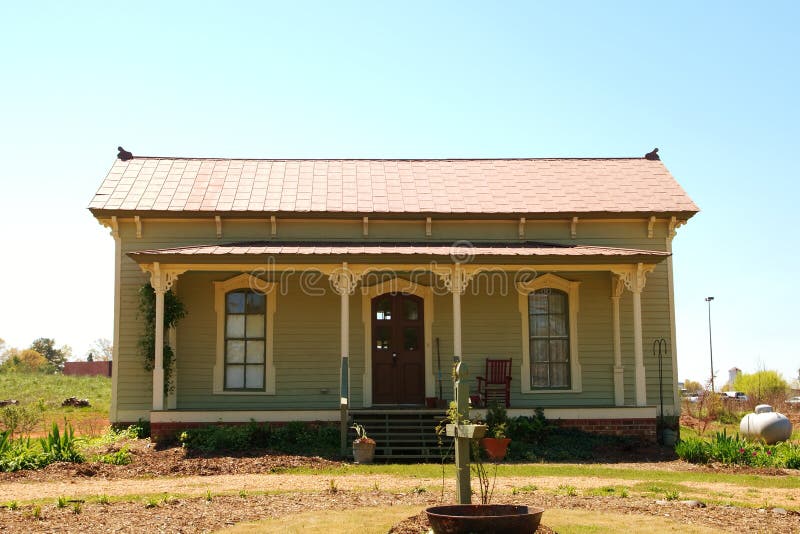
675;437;710;464
40;422;83;463
0;435;48;472
95;446;131;465
0;404;43;437
178;421;339;455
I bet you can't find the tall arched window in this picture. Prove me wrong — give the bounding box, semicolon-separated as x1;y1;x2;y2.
224;290;266;390
517;273;581;394
529;289;570;389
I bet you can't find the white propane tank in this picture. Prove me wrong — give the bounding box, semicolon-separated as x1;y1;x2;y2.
740;405;793;444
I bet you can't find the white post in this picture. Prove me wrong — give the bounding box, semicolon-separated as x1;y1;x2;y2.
451;266;465;360
152;265;166;411
331;264;356;456
611;275;625;406
630;265;647;406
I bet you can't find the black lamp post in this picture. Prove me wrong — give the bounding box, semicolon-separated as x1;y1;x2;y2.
705;297;715;392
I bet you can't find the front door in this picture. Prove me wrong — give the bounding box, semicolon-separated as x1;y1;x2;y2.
372;292;425;405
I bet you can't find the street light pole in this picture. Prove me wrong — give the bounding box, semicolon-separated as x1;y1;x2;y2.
705;297;715;392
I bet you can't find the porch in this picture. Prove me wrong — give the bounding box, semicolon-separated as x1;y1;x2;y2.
126;241;672;450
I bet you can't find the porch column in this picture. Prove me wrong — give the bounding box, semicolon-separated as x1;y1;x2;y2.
148;263;181;412
330;264;359;455
611;274;625;406
445;265;468;361
621;263;653;407
150;264;166;411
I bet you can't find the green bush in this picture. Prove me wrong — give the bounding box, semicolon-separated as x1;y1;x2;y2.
95;446;131;465
0;403;44;437
0;434;48;472
178;421;339;455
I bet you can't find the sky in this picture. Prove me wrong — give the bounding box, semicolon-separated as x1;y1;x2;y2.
0;1;798;386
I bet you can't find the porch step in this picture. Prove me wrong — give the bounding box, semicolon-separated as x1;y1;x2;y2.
349;409;450;462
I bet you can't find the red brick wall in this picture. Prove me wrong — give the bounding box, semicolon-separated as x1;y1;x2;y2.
63;361;112;377
552;418;657;442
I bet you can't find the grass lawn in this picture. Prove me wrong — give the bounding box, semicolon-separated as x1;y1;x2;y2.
0;373;111;435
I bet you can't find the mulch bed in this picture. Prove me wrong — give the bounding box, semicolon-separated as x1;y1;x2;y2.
0;440;343;482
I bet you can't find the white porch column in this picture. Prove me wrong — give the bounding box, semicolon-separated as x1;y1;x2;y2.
446;265;468;361
151;263;166;411
329;263;359;404
620;263;653;407
611;274;625;406
147;263;182;412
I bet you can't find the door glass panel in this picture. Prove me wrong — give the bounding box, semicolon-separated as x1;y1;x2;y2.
403;299;419;320
375;299;392;321
375;326;391;350
246;340;265;363
226;292;246;314
245;365;264;389
226;315;245;338
225;365;244;388
403;327;419;351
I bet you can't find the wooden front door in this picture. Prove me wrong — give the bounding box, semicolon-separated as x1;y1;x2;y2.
372;292;425;405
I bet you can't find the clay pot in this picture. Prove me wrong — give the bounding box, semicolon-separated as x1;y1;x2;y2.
480;437;511;461
352;440;376;464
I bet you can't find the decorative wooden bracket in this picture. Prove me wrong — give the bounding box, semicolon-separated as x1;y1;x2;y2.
518;217;526;238
270;215;277;237
134;216;142;239
362;217;369;237
570;217;579;239
425;217;432;237
647;216;657;238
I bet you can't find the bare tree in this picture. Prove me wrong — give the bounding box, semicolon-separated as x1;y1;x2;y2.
87;338;113;361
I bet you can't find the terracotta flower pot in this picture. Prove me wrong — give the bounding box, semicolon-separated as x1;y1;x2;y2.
480;437;511;461
352;440;376;464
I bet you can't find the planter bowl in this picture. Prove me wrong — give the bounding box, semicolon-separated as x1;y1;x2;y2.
352;441;376;464
426;504;543;534
480;437;511;460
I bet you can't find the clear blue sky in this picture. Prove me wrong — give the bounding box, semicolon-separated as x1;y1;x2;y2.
0;1;798;386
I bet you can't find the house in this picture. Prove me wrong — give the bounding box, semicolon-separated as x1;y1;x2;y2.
89;153;698;447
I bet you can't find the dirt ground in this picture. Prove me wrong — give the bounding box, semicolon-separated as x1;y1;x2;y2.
2;441;799;533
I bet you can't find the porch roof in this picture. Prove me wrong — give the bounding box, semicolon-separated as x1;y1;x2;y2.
127;240;671;263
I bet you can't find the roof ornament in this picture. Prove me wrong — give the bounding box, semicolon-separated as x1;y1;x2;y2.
117;146;133;161
644;147;660;161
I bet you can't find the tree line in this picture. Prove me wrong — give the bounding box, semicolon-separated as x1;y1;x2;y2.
0;337;112;374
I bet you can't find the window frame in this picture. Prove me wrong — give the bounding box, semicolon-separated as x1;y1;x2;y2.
213;274;276;395
529;288;571;390
223;289;267;392
517;273;582;394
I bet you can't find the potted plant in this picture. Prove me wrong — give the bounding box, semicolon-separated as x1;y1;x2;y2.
351;422;376;464
480;402;512;461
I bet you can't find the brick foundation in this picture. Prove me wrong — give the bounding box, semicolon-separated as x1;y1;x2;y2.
552;417;657;442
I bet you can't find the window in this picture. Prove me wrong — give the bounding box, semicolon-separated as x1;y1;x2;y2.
517;273;581;394
224;290;266;390
214;274;276;395
529;289;570;389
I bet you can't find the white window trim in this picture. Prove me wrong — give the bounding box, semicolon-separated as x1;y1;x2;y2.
213;273;276;395
361;277;434;407
517;273;582;394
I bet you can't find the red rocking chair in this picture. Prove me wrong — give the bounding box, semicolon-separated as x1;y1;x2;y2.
476;358;512;408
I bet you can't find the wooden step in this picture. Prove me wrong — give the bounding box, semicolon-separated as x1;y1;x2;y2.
348;409;449;462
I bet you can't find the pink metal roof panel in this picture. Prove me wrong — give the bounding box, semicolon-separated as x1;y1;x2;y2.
90;157;699;216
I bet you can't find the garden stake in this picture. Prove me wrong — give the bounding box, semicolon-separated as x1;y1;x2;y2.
653;338;667;444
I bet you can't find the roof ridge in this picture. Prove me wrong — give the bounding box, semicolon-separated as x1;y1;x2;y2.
121;156;650;162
